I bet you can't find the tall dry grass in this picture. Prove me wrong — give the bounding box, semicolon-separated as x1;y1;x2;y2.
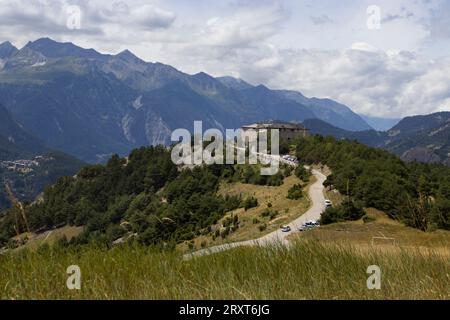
0;240;448;299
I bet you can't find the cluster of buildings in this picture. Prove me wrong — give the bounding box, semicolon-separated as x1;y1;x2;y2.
0;156;54;174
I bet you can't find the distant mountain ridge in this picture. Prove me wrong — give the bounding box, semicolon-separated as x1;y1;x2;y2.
360;115;401;131
304;112;450;166
277;90;372;131
0;38;372;162
0;41;18;59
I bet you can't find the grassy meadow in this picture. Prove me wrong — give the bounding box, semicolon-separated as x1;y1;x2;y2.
0;240;448;300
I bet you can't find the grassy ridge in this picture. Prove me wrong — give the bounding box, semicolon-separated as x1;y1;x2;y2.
1;241;448;299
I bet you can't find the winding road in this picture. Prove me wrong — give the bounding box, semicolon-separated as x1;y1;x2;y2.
184;169;327;259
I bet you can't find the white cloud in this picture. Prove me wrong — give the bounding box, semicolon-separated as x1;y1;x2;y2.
0;0;450;118
95;3;176;29
258;45;448;117
309;14;333;25
396;58;450;114
198;3;287;47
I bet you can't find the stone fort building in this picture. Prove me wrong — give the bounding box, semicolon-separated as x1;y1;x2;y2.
241;120;308;142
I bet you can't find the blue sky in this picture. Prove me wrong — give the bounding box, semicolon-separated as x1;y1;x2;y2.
1;0;450;117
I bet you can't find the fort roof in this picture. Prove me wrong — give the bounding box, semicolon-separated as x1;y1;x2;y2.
242;120;307;130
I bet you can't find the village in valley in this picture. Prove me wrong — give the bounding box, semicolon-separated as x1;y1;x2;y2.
0;156;54;174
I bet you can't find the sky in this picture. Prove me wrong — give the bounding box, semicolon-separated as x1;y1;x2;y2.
1;0;450;118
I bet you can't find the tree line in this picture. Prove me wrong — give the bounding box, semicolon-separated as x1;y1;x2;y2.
1;135;448;248
295;135;450;230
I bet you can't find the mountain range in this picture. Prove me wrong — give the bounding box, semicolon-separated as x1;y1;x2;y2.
0;38;373;163
304;112;450;165
0;37;449;210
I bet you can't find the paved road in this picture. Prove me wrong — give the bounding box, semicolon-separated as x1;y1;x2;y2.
184;169;327;259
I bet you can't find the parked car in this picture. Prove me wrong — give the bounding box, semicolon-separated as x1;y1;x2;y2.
281;226;291;232
301;220;320;230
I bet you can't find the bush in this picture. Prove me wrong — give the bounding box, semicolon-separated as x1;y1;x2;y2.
258;224;267;232
260;209;271;218
269;210;278;220
320;199;365;225
222;216;234;228
239;165;284;186
260;209;278;220
283;165;293;177
244;197;258;211
295;166;311;181
220;227;230;238
287;184;303;200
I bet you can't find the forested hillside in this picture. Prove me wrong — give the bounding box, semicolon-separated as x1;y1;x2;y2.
295;136;450;230
0;146;293;247
1;137;449;248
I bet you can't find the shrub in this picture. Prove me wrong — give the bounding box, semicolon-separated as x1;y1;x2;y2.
260;209;271;218
282;165;293;177
269;210;278;220
295;166;311;181
220;227;230;238
287;184;303;200
244;197;258;211
260;209;278;220
320;199;365;225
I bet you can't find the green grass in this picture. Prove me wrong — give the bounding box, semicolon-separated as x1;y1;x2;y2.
0;240;448;299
